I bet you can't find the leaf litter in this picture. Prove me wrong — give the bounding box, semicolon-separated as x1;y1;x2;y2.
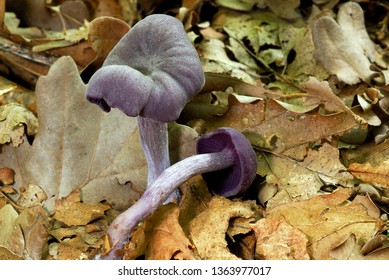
0;0;388;260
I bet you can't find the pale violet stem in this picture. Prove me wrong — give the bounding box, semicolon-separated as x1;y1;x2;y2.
137;116;170;184
137;117;180;203
102;149;235;260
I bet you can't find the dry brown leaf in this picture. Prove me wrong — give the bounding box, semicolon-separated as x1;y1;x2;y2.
17;184;47;208
300;76;359;116
329;234;361;260
92;0;123;19
360;234;389;255
53;190;109;226
0;56;148;211
311;2;384;84
201;93;358;153
265;0;300;19
0;246;23;260
189;196;257;260
252;218;310;260
266;188;379;259
55;243;88;260
0;204;23;257
262;143;354;209
87;16;130;68
0;203;49;259
168;122;198;163
178;175;213;236
6;0;89;31
353;195;381;219
229;233;257;260
348;161;389;188
16;205;49;260
330;234;389;260
124;203;196;260
0;167;14;185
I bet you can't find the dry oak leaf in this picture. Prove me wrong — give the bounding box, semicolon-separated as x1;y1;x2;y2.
0;103;38;147
123;203;196;260
16;205;49;260
329;233;389;260
0;204;23;258
311;2;385;85
0;203;49;259
0;56;148;211
203;94;358;153
348;160;389;188
266;188;378;259
252;218;310;260
261;143;355;209
53;190;110;227
189;196;257;260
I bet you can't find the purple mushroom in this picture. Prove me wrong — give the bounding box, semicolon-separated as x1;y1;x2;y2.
86;14;205;199
102;127;257;259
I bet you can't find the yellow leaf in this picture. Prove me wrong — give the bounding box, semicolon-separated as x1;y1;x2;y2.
189;196;257;260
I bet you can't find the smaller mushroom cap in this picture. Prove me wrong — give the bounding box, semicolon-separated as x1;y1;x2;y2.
86;14;205;123
196;127;257;197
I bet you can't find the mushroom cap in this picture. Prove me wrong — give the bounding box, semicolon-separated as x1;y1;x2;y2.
196;127;257;197
86;14;205;122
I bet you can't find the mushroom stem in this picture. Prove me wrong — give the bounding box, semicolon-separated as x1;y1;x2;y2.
102;149;235;260
137;117;170;183
137;117;179;203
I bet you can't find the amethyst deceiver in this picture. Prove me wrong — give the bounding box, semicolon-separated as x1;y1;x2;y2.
102;127;257;259
86;14;205;191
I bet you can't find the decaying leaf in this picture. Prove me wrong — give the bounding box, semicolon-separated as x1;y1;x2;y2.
0;103;38;147
199;38;260;84
124;203;196;260
348;160;389;188
266;188;379;259
0;56;148;211
16;205;49;260
87;16;130;68
53;190;109;227
252;218;310;260
262;143;355;209
17;183;47;208
189;196;258;260
311;2;385;84
0;204;22;257
200;93;359;153
0;167;14;185
0;203;49;259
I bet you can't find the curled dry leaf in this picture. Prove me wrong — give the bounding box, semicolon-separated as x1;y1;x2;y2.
87;16;130;68
348;160;389;188
252;218;310;260
0;104;38;147
0;167;14;185
123;203;196;260
189;196;257;260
